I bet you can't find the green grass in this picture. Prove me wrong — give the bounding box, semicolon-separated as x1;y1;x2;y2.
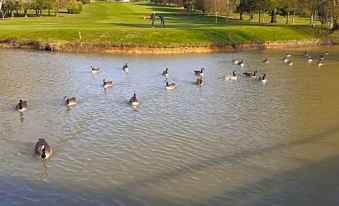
0;2;337;47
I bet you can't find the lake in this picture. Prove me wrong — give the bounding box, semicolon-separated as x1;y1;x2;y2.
0;46;339;205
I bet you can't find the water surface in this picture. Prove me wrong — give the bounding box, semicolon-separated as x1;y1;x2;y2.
1;46;339;205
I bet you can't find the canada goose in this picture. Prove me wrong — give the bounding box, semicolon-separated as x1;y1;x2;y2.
324;51;329;55
34;138;52;159
64;96;77;106
283;57;289;63
90;66;100;74
224;71;237;80
317;60;324;66
304;51;309;58
165;80;176;90
319;54;325;60
287;60;293;66
122;63;128;72
103;79;113;88
243;71;257;78
232;59;240;65
194;68;205;76
129;93;139;106
307;56;312;62
196;77;203;86
238;60;244;67
285;53;292;58
263;58;269;64
162;68;169;77
16;100;28;112
259;74;267;83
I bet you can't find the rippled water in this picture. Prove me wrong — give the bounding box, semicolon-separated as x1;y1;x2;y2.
1;46;339;205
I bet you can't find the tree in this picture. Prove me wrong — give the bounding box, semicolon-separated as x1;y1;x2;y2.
4;0;17;18
0;0;9;20
21;0;30;17
194;0;205;14
265;0;278;23
183;0;195;10
317;0;339;29
66;0;82;14
54;0;59;16
237;0;256;21
297;0;319;28
44;0;53;16
278;0;297;24
32;0;44;16
255;0;267;23
225;0;240;22
333;0;339;29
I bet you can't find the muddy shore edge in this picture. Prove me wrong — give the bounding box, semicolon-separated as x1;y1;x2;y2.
0;39;337;54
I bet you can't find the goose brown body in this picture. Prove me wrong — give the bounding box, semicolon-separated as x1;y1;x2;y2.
34;138;52;159
16;100;28;112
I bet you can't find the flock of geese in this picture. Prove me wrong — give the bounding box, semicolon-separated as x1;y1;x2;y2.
14;50;330;159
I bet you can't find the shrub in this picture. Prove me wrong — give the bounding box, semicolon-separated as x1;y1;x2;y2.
67;1;83;14
78;0;90;5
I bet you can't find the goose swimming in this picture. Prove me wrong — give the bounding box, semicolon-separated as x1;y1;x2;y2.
64;96;76;106
16;100;28;112
224;71;237;80
34;138;52;159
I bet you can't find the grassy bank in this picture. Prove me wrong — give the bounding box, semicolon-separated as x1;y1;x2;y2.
0;2;337;51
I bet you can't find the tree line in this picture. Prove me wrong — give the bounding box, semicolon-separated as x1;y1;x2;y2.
151;0;338;29
1;0;337;29
0;0;89;19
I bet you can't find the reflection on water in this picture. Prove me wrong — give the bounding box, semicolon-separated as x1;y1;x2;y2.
19;112;24;125
0;46;339;205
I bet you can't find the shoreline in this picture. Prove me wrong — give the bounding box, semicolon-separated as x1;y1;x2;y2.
0;39;337;54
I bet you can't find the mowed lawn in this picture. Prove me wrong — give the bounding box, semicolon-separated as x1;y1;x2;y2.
0;2;333;47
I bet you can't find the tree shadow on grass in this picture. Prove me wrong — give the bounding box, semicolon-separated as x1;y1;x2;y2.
112;11;323;34
133;3;321;29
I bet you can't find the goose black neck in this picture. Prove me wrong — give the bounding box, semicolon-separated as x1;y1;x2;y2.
41;147;46;159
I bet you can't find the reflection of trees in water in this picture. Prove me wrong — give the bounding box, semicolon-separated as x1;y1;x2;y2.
19;112;24;126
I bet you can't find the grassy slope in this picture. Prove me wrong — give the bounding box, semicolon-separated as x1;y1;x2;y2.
0;2;336;47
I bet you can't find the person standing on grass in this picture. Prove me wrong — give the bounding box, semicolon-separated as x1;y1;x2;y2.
150;12;155;28
159;15;165;28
